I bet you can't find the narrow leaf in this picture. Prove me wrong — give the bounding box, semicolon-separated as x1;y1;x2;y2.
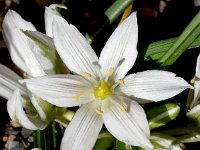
157;10;200;69
86;0;134;43
150;133;185;149
140;35;200;61
146;103;180;130
93;131;116;150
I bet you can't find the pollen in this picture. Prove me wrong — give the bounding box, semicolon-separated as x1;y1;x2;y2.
107;67;114;77
73;92;82;101
118;79;125;85
81;72;92;78
94;80;112;100
120;104;127;114
95;108;103;115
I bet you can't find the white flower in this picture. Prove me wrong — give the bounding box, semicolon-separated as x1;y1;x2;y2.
23;12;192;149
2;5;67;77
0;64;49;130
1;5;68;129
187;53;200;116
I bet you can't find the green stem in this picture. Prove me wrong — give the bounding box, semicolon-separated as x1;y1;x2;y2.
52;122;57;149
34;130;44;149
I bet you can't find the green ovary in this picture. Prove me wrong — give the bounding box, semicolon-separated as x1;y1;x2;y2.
94;80;112;100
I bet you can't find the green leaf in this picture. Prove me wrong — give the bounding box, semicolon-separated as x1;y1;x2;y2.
93;131;116;150
177;133;200;143
115;140;127;150
156;10;200;69
140;35;200;61
146;103;180;130
105;0;134;24
150;133;185;149
115;140;144;150
23;31;69;74
86;0;134;43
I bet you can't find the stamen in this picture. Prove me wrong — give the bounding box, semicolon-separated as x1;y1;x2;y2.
118;79;125;85
107;67;114;77
81;72;98;84
95;108;103;115
73;92;82;101
190;76;195;84
23;73;30;79
120;104;128;114
112;79;124;90
110;96;128;114
81;72;92;78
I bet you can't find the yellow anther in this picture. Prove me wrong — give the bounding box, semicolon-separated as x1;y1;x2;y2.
73;92;82;101
190;76;195;84
107;67;114;77
95;108;103;115
81;72;92;78
112;79;124;90
120;104;127;114
23;73;29;79
118;79;125;85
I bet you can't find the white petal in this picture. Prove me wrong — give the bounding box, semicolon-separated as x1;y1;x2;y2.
102;97;152;149
193;80;200;106
7;89;47;130
53;16;100;78
187;103;200;117
189;54;200;108
119;70;192;102
45;4;67;37
196;53;200;78
99;12;138;80
61;102;103;150
0;64;27;99
22;75;93;107
2;10;45;77
30;95;48;121
24;31;57;74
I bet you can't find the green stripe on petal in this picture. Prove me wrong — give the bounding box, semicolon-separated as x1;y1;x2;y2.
23;31;69;74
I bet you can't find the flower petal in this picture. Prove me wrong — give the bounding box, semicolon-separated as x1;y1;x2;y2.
7;89;48;130
188;54;200;109
44;4;67;37
196;53;200;78
61;102;103;150
30;95;48;121
193;80;200;107
0;64;27;99
2;10;45;77
22;75;93;107
119;70;192;102
99;12;138;80
52;15;100;78
102;97;152;149
23;31;68;74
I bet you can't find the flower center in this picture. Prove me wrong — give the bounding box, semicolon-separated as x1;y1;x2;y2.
94;80;112;100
